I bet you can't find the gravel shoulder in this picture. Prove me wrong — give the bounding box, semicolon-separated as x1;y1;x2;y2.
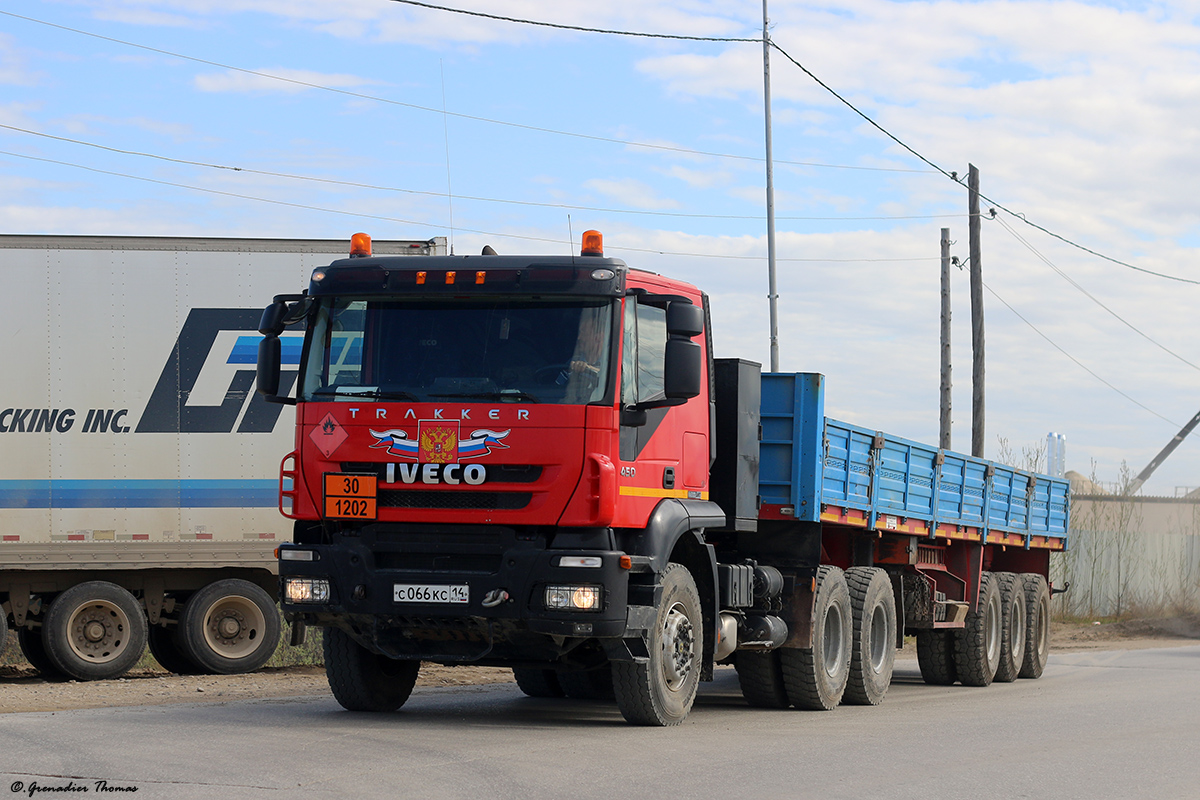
2;614;1197;714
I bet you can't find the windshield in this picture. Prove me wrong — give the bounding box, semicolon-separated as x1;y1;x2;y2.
300;297;614;405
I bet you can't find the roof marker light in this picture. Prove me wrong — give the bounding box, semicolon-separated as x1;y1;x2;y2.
581;230;603;257
476;271;486;284
350;232;372;257
445;271;457;285
416;271;427;285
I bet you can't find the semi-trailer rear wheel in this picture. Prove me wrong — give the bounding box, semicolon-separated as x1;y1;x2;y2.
42;581;148;681
780;565;851;710
735;651;790;708
148;624;203;675
177;579;280;675
17;626;67;680
916;629;957;685
512;668;565;698
324;627;420;712
843;566;897;705
994;572;1027;683
1019;573;1051;679
0;608;7;657
612;562;702;726
954;571;1002;686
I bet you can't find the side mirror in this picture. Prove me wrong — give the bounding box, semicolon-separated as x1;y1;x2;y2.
257;335;282;398
259;300;289;336
664;338;702;399
666;302;704;338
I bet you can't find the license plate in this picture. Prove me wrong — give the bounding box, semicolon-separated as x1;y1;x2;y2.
393;584;469;604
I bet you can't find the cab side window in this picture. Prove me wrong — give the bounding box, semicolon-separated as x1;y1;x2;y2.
621;299;666;406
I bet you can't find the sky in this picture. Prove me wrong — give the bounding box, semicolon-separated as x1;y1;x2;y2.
2;0;1199;495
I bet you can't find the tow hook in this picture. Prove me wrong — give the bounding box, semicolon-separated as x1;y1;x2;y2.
482;589;510;608
1051;581;1071;596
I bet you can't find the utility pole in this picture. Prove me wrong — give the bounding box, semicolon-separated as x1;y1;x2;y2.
968;164;985;458
940;227;952;451
763;0;779;372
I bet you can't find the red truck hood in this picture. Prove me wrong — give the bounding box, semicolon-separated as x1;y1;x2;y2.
296;402;586;526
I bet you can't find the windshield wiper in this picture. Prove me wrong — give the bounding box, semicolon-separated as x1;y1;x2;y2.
429;391;540;403
311;388;420;401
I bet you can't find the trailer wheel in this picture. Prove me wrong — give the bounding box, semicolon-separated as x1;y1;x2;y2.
735;651;790;708
916;630;957;685
512;668;565;698
42;581;148;681
0;607;7;657
954;571;1002;686
17;626;67;680
558;664;615;701
612;562;702;726
324;627;419;712
1019;573;1051;679
780;565;851;710
843;566;897;705
178;579;280;675
994;572;1027;683
148;625;203;675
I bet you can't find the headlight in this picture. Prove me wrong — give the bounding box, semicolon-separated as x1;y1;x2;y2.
544;585;602;611
285;577;330;604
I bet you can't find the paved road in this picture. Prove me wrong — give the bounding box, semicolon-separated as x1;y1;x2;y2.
2;647;1197;800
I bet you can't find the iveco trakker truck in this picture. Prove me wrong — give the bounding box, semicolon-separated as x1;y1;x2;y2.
0;234;443;682
261;231;1068;725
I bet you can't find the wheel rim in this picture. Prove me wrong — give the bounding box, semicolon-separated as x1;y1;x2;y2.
1011;594;1026;660
985;592;1001;664
1034;597;1049;660
65;600;131;664
868;604;888;672
822;603;845;677
659;600;695;692
202;595;267;660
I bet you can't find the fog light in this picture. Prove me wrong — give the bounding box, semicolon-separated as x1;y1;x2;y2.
557;556;602;568
544;584;602;611
280;549;315;561
285;577;330;604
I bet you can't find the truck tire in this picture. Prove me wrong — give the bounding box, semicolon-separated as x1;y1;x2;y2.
611;562;702;726
953;571;1001;687
1019;573;1051;679
42;581;148;682
843;566;897;705
994;572;1026;683
148;624;203;675
18;626;67;680
324;627;419;712
780;565;851;710
0;607;7;657
735;651;790;708
915;629;957;685
512;668;564;698
558;664;615;701
177;579;280;675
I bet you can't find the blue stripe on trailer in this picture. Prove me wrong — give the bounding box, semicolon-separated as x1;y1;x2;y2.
0;480;278;508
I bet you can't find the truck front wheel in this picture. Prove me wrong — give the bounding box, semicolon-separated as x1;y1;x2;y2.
780;565;851;710
512;668;564;698
17;626;66;680
178;579;280;675
735;651;790;708
148;624;203;675
324;627;420;712
612;562;703;726
42;581;148;681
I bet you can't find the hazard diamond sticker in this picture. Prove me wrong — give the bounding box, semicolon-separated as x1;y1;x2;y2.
310;413;348;458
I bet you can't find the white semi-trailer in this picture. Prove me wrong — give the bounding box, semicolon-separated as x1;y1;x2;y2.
0;234;444;680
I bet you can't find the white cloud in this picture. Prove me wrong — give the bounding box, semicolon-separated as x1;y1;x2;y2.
193;68;380;94
583;178;681;210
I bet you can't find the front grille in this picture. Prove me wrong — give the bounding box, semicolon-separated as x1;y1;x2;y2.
341;463;543;483
378;490;530;510
376;552;502;573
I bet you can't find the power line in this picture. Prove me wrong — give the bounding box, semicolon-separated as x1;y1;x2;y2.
0;9;927;175
984;281;1179;427
0;123;957;223
992;214;1200;372
0;148;930;264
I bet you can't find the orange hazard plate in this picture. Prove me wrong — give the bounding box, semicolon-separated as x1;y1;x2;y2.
323;473;378;520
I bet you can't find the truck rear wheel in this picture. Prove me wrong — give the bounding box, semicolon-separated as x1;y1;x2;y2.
735;651;790;708
843;566;897;705
558;664;615;701
178;579;280;675
916;629;957;685
148;624;203;675
324;627;419;712
954;571;1001;686
994;572;1026;683
780;565;851;710
42;581;148;681
512;668;564;698
1019;573;1051;679
612;562;702;726
18;626;67;680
